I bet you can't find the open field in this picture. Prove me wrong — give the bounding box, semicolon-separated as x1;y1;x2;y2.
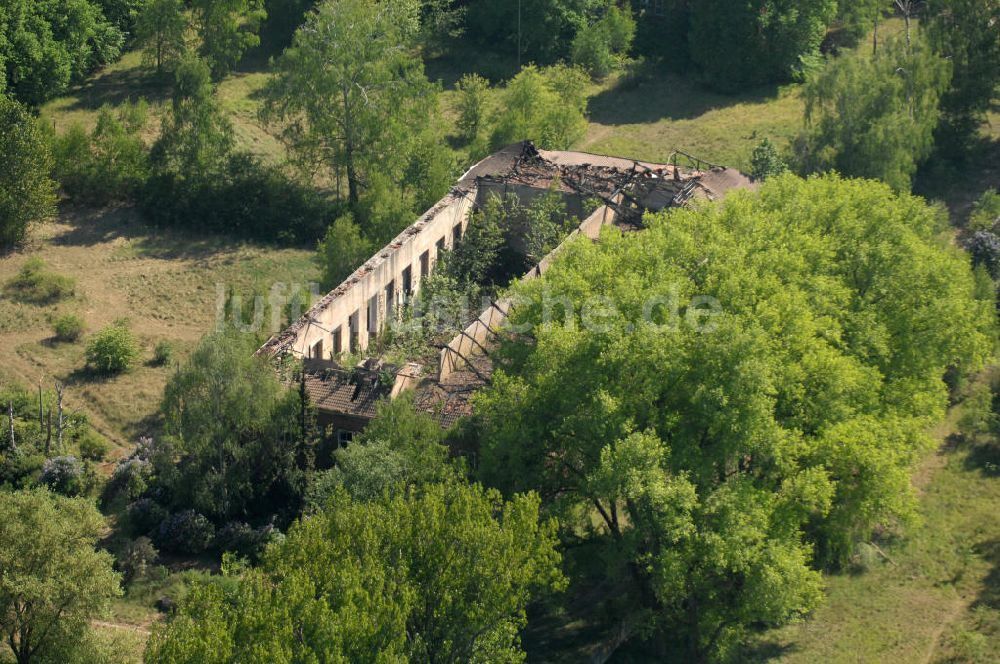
0;207;317;454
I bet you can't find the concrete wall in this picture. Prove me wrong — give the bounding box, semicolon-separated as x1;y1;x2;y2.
290;187;478;358
438;201;618;381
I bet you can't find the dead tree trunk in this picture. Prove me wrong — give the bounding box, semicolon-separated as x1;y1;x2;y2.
7;401;15;452
45;409;52;456
38;384;43;428
55;383;65;454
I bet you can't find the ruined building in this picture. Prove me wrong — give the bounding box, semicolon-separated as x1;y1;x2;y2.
257;142;755;441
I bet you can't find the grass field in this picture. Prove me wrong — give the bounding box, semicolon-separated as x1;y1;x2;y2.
0;208;317;454
742;387;1000;664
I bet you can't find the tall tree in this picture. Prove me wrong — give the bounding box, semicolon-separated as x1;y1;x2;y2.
145;482;564;663
191;0;265;78
799;35;951;191
926;0;1000;150
0;96;56;248
135;0;188;76
0;488;121;664
688;0;837;92
475;174;992;657
263;0;436;207
0;0;123;105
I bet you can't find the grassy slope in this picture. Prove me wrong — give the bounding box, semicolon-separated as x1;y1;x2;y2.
746;398;1000;664
0;209;316;453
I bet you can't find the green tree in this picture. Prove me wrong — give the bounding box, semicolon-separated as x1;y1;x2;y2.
749;137;788;181
191;0;265;78
0;488;121;664
0;0;123;105
263;0;435;207
316;213;373;289
0;96;56;248
489;64;589;151
837;0;891;46
688;0;837;91
571;2;635;79
158;328;313;524
135;0;188;76
799;35;951;191
150;53;233;180
466;0;604;63
475;174;992;657
310;394;458;504
926;0;1000;150
146;481;564;663
456;73;490;145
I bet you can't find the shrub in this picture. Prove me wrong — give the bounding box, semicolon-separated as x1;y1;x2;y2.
52;313;85;342
750;138;788;181
40;456;89;496
317;213;374;289
118;536;159;585
153;340;174;366
215;521;274;561
4;257;76;304
456;73;490;144
156;510;216;554
967;231;1000;279
126;497;168;537
571;23;614;79
969;190;1000;232
85;323;140;374
77;429;112;461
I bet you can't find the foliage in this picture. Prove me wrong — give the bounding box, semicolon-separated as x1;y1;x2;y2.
688;0;836;92
316;213;373;290
156;510;216;554
77;428;112;461
85;322;140;374
456;73;490;144
968;231;1000;280
0;488;121;664
263;0;435;208
466;0;605;63
836;0;891;45
969;190;1000;232
571;3;635;79
153;339;174;366
191;0;265;78
53;313;86;342
136;0;188;76
0;96;56;248
489;64;589;151
311;395;458;505
799;35;951;192
926;0;1000;150
0;0;123;105
474;174;992;657
40;455;90;496
750;137;788;181
4;257;75;304
418;0;466;54
145;481;564;663
52;101;150;204
118;536;159;585
156;328;314;525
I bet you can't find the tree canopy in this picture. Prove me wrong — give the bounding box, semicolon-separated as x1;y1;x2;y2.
0;95;56;248
145;481;564;663
0;488;121;664
474;174;992;658
263;0;437;207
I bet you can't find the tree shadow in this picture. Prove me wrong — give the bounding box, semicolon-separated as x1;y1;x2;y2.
915;132;1000;225
963;438;1000;477
50;205;254;262
972;538;1000;610
587;70;787;126
63;64;171;113
424;45;520;89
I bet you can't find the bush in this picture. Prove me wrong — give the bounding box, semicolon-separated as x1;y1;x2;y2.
3;257;76;304
77;429;112;461
969;190;1000;232
456;73;490;144
40;456;89;496
85;323;140;374
118;536;159;585
317;213;374;290
153;340;174;366
51;104;150;205
750;138;788;181
52;313;86;342
967;231;1000;279
126;497;168;537
156;510;216;554
215;521;274;561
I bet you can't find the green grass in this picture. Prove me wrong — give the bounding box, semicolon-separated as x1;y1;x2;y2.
739;379;1000;664
0;207;317;451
